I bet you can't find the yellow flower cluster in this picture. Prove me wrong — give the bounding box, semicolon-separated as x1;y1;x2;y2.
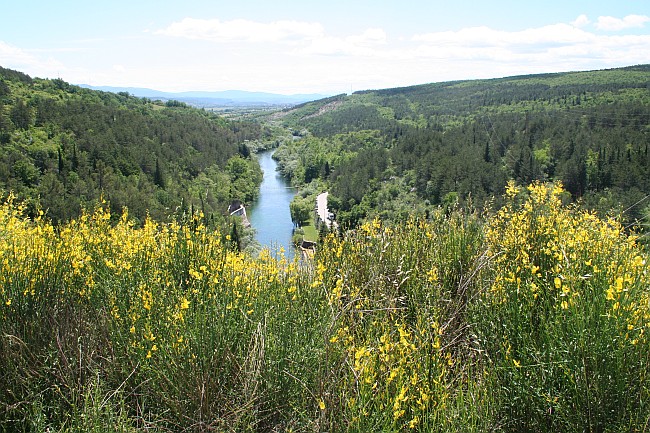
0;197;306;368
316;218;469;430
482;180;650;410
329;320;445;430
486;182;648;337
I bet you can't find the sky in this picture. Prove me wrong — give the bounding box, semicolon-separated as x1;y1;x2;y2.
1;0;649;95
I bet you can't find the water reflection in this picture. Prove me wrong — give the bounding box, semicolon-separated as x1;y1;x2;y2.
247;150;297;260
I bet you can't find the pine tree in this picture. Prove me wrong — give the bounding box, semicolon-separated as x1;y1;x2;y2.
58;148;64;173
230;221;241;252
72;143;78;171
154;158;165;188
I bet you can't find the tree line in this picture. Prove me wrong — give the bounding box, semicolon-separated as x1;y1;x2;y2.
274;65;650;231
0;66;263;227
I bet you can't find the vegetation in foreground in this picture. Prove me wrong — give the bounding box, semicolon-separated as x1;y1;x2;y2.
1;182;648;432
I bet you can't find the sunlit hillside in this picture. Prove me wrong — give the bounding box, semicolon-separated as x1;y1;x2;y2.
1;182;648;432
1;64;650;432
273;65;650;230
0;66;263;226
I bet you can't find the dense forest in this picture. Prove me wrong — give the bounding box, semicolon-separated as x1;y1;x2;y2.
273;65;650;231
0;66;264;226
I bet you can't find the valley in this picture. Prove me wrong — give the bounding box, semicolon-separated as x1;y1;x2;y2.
0;64;649;432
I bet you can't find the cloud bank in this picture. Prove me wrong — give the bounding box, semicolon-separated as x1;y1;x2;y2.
2;13;648;94
155;18;324;43
595;14;650;31
0;41;66;76
154;14;650;64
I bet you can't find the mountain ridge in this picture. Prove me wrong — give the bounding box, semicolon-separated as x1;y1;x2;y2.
270;64;650;228
78;84;329;107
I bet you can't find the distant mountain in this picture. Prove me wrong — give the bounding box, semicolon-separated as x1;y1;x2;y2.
78;85;328;107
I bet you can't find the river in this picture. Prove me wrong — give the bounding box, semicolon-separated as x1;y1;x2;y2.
248;150;297;260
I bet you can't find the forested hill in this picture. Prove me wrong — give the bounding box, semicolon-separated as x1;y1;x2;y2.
0;66;263;224
275;65;650;228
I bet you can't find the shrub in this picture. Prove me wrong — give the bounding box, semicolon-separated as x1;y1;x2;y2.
1;183;648;432
476;181;650;431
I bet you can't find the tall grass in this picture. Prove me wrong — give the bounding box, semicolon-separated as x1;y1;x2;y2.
312;210;492;431
0;182;648;432
0;196;327;432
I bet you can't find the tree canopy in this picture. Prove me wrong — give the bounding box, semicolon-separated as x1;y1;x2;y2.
273;65;650;229
0;66;263;225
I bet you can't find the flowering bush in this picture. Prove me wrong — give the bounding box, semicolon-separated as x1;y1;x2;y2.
478;181;650;431
0;182;648;432
0;195;323;431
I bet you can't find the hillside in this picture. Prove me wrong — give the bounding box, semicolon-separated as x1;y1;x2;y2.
273;65;650;229
0;66;263;225
0;65;649;431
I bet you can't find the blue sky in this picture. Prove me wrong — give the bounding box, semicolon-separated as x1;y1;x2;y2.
1;0;649;94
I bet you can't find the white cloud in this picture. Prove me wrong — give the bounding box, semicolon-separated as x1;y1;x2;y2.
349;28;387;46
595;14;650;31
298;27;388;56
153;17;649;77
157;18;390;60
409;22;650;61
412;24;594;47
155;18;324;43
402;21;650;86
0;41;40;67
571;14;591;28
0;40;66;77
